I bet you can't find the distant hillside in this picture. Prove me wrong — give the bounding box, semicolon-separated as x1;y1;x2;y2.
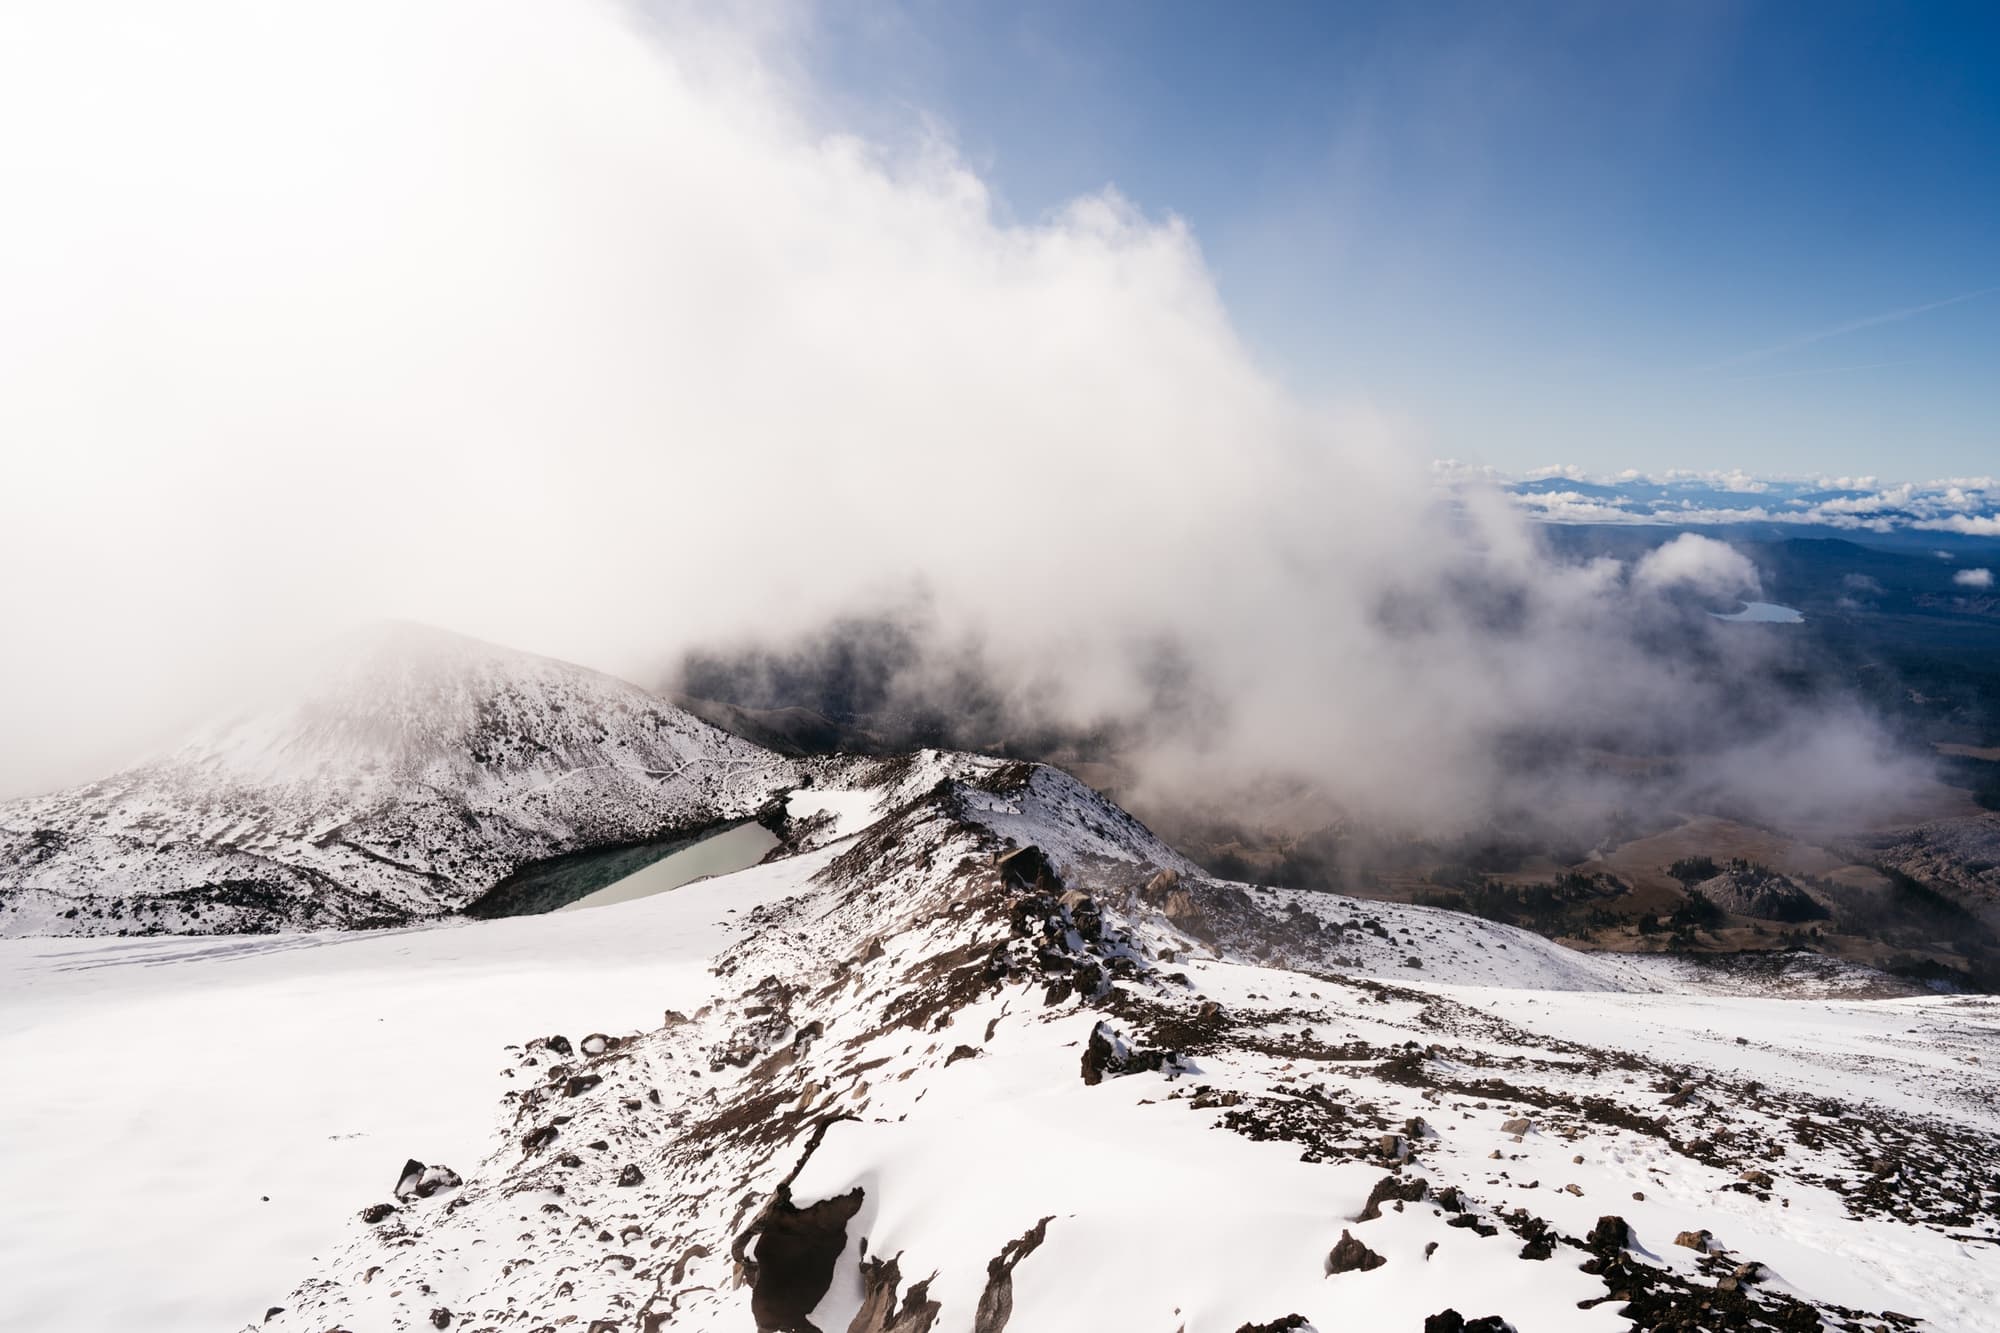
0;624;795;935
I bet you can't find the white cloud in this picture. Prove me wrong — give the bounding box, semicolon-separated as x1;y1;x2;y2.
1631;534;1761;598
1919;515;2000;536
0;0;1928;837
1955;568;1995;589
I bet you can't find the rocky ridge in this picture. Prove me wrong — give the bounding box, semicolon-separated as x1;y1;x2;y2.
255;756;2000;1332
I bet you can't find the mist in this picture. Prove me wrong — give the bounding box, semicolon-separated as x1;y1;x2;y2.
0;0;1926;834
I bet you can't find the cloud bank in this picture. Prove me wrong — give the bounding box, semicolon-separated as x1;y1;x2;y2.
0;0;1924;834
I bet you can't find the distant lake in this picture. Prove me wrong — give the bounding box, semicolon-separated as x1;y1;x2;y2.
464;819;778;917
1711;601;1805;623
558;821;777;911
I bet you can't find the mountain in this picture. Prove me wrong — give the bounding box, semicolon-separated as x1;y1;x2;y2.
194;755;1986;1333
5;635;1994;1330
0;623;795;935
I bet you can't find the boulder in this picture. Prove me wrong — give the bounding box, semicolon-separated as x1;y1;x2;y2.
394;1159;462;1201
1326;1229;1386;1275
1358;1173;1428;1221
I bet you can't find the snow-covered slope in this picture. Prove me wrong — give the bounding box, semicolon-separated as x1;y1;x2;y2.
0;624;795;935
6;754;1978;1333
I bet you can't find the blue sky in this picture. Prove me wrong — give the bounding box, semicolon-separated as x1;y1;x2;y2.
803;1;2000;480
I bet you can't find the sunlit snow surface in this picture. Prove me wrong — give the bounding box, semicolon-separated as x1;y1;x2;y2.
4;760;1997;1332
0;850;831;1331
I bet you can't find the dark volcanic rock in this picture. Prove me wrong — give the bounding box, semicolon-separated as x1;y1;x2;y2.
1359;1172;1429;1221
971;1216;1053;1333
1425;1314;1511;1333
1325;1228;1386;1274
1080;1021;1179;1085
731;1117;865;1333
393;1159;462;1201
848;1253;942;1332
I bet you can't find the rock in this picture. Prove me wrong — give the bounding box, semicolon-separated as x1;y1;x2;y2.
1740;1169;1774;1188
731;1125;867;1333
1057;889;1102;942
617;1163;644;1187
848;1252;941;1332
1426;1313;1510;1333
1137;867;1180;905
1674;1229;1712;1251
428;1309;451;1329
1587;1216;1629;1251
394;1159;462;1201
359;1203;397;1225
995;845;1058;893
1691;866;1827;922
263;1308;284;1323
545;1035;572;1057
1500;1117;1533;1136
1232;1319;1308;1333
1326;1228;1387;1274
1080;1021;1177;1085
564;1073;601;1098
945;1044;980;1066
1564;1183;1584;1196
971;1216;1052;1333
1359;1172;1428;1221
579;1032;613;1056
1376;1134;1405;1160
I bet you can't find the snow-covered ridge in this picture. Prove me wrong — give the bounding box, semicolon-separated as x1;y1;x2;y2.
3;631;1992;1330
224;758;1996;1333
0;623;795;935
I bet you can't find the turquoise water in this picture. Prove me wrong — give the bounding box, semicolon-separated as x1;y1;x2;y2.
1711;601;1805;623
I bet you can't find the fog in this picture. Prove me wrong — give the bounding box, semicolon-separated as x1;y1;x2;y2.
0;0;1926;832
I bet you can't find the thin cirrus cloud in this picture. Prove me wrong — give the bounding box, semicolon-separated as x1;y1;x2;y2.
1699;285;2000;373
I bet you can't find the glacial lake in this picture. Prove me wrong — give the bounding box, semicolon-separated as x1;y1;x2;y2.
1711;601;1805;623
463;820;779;917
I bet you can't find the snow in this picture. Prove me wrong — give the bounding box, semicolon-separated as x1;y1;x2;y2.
4;749;1996;1332
0;623;795;936
0;846;837;1332
785;785;884;840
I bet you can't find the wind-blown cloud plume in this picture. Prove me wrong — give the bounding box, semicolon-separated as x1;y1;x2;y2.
0;0;1924;833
